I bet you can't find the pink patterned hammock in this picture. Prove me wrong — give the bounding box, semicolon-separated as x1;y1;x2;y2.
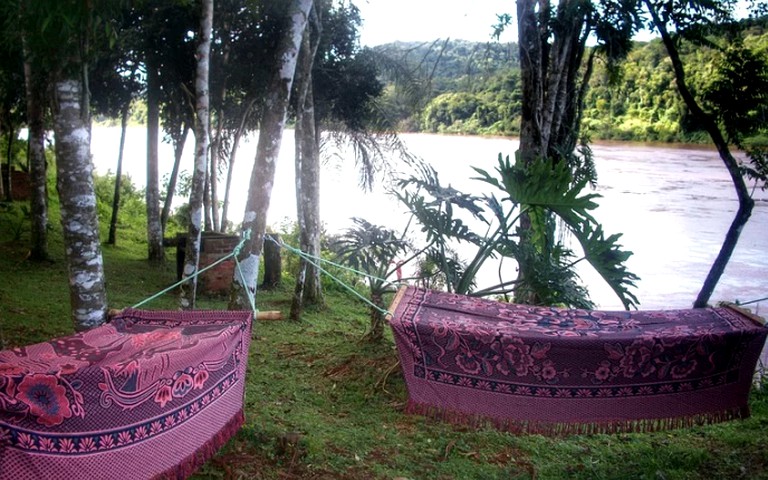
388;286;767;435
0;309;252;479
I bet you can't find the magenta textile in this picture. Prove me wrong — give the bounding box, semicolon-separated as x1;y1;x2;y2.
388;286;767;434
0;309;253;479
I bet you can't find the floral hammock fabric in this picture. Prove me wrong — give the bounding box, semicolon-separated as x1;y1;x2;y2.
388;286;767;435
0;309;253;479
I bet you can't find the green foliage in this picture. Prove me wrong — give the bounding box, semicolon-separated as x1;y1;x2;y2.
377;20;768;144
93;172;144;229
0;202;30;241
329;217;413;340
397;154;638;309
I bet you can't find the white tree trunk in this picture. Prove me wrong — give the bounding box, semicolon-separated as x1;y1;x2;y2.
22;33;49;261
180;0;214;309
146;61;164;263
230;0;314;310
53;79;108;330
290;26;323;320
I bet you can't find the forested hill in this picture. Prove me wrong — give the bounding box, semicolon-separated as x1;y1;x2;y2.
374;19;768;143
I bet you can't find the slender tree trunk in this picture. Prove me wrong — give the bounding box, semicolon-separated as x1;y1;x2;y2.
180;0;214;309
210;118;221;232
146;60;165;264
229;0;313;310
0;131;4;200
300;81;322;305
160;123;189;233
5;125;13;202
53;78;107;330
107;104;130;245
22;12;48;260
645;1;754;308
221;99;255;231
203;169;212;231
290;25;324;320
0;110;4;200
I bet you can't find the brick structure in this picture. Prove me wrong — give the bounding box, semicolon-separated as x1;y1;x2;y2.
176;232;241;296
1;167;31;201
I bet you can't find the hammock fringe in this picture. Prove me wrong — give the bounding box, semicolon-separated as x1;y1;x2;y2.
404;400;751;436
154;409;244;480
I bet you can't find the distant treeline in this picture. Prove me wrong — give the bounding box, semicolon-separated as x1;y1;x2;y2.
374;18;768;143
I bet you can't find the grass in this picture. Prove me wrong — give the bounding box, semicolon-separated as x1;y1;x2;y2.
1;198;768;479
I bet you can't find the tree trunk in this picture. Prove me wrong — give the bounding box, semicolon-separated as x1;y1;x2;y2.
146;60;165;264
229;0;313;310
290;24;324;321
180;0;214;310
517;0;544;166
221;99;255;231
23;34;49;261
107;104;130;245
4;125;13;202
203;169;212;231
261;233;282;289
210;119;221;232
645;1;755;308
161;123;189;233
53;78;108;330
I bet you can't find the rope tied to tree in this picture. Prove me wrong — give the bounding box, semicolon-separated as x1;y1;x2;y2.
266;235;395;318
132;229;258;318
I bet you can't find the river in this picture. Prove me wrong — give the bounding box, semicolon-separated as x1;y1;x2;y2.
91;127;767;312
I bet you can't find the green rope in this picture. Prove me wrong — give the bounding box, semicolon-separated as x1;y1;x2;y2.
131;230;257;316
736;295;768;307
268;236;393;317
271;236;392;287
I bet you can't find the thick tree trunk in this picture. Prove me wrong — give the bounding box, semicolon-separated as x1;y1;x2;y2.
161;123;189;232
22;36;48;261
645;1;754;308
53;79;108;330
180;0;214;309
107;104;130;245
229;0;313;310
517;0;544;165
146;61;165;264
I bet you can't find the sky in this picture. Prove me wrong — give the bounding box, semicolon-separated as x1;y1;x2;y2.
354;0;754;47
355;0;518;46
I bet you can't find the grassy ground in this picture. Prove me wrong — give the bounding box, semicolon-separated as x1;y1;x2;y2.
1;200;767;479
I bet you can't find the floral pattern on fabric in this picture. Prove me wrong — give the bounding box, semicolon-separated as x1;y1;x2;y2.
0;308;252;458
393;287;766;399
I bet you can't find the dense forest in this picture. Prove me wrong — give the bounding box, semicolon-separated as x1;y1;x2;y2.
375;17;768;144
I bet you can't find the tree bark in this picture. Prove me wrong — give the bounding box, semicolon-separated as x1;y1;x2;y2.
221;99;255;231
516;0;544;165
290;24;324;320
180;0;214;310
53;78;108;330
146;59;165;264
229;0;313;310
107;103;130;245
22;32;49;261
261;233;282;289
644;1;754;308
161;123;189;233
4;125;13;202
